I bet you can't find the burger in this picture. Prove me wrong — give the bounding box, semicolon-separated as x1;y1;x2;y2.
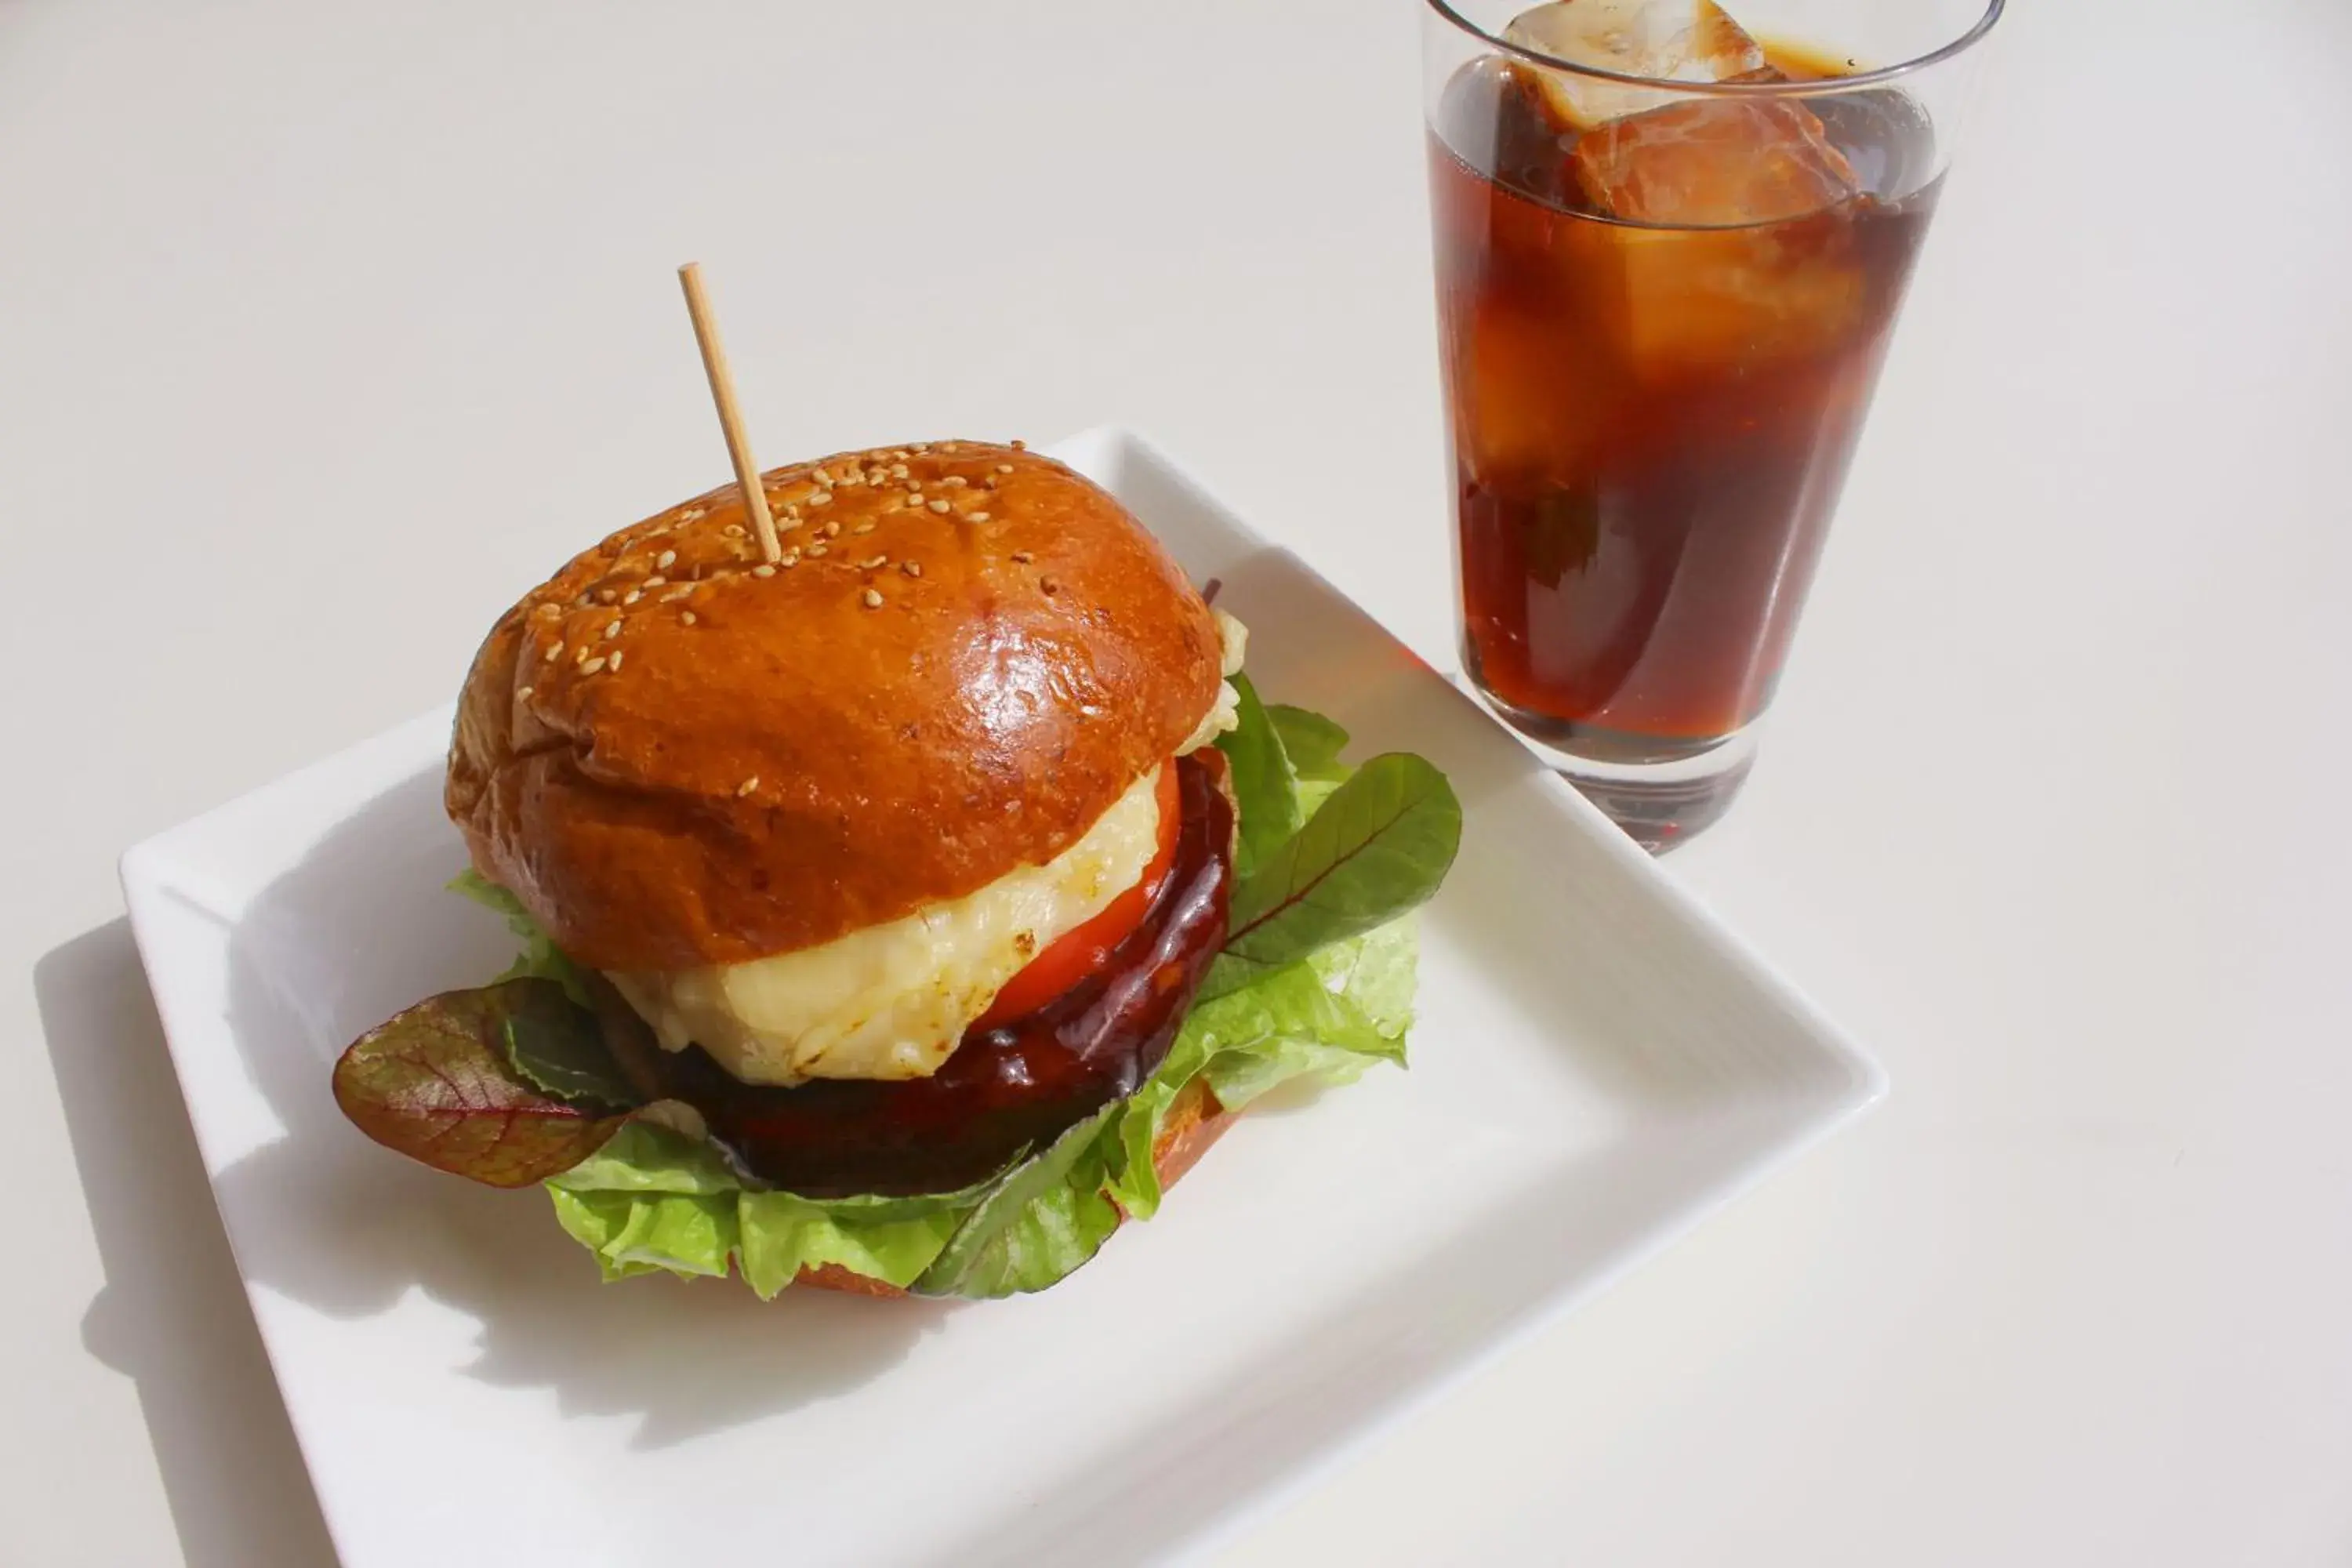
333;441;1460;1299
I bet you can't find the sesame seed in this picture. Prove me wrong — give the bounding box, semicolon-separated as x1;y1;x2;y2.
823;521;841;537
812;467;832;485
867;467;887;483
657;550;677;570
580;655;608;674
662;586;693;602
681;506;706;521
724;523;746;538
597;588;618;604
853;521;877;534
891;449;911;460
753;563;776;578
644;575;666;589
942;476;967;488
902;561;923;578
996;463;1014;474
941;441;959;452
1011;550;1032;562
781;552;800;568
543;642;563;662
684;611;703;627
912;442;931;452
808;490;833;506
1010;439;1026;450
806;543;829;557
891;464;909;478
604;619;621;639
607;650;623;672
862;588;884;608
859;554;887;569
924;498;946;513
971;511;992;523
622;590;642;605
535;603;561;619
738;776;760;797
517;684;535;700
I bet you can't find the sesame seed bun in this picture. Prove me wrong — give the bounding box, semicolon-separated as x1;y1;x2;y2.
445;441;1224;973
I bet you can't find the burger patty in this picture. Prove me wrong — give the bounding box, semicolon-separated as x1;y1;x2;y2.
595;752;1236;1196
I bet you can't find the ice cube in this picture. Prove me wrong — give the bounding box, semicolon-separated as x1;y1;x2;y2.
1454;299;1599;483
1570;96;1860;226
1563;95;1871;379
1607;219;1868;381
1504;0;1768;129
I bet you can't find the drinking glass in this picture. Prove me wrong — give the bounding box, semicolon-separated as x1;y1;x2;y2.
1421;0;2000;848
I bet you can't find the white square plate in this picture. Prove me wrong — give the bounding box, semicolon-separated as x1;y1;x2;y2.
122;427;1883;1568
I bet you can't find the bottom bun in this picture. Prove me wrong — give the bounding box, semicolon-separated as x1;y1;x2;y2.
794;1077;1232;1299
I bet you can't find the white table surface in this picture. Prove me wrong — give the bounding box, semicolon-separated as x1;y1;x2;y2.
8;1;2349;1563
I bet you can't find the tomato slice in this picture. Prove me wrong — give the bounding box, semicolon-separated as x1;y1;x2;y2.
975;765;1182;1030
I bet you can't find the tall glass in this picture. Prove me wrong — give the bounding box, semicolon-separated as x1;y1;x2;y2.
1421;0;1999;848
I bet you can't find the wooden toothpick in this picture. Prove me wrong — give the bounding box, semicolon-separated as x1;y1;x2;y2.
677;262;781;564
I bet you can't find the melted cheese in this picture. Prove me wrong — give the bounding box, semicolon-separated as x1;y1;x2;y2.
1177;610;1251;753
608;610;1253;1087
611;764;1167;1086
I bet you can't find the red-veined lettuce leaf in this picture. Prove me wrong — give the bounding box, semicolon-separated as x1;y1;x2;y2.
332;978;626;1188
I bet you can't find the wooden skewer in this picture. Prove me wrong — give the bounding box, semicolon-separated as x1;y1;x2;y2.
676;261;781;564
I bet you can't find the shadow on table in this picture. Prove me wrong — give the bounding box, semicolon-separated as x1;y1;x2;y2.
37;923;338;1568
61;764;945;1475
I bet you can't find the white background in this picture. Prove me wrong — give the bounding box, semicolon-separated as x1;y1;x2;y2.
5;0;2348;1563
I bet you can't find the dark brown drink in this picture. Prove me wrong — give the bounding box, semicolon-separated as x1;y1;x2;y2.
1431;51;1940;760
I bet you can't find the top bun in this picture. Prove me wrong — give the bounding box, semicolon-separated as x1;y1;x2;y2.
446;441;1223;973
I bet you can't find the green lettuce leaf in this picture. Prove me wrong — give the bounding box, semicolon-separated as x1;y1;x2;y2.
550;1119;739;1195
1269;704;1350;816
1098;913;1418;1218
451;869;593;1006
1203;1036;1378;1110
737;1196;963;1298
1099;1000;1225;1223
1214;673;1301;879
1309;912;1419;1039
548;1187;740;1281
912;1106;1124;1299
501;991;640;1109
546;1120;977;1297
1267;704;1350;782
1198;953;1401;1112
1203;753;1460;1001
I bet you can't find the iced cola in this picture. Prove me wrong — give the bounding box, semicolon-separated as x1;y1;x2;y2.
1432;6;1942;760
